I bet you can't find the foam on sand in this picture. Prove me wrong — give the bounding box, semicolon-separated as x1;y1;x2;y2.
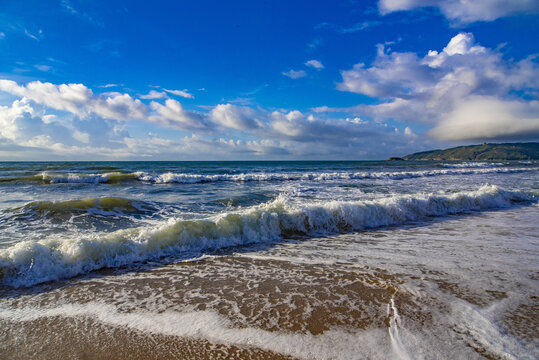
0;302;397;360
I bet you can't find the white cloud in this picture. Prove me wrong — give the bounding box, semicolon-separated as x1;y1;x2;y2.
140;90;167;99
305;60;324;70
210;104;260;131
282;69;307;79
378;0;539;24
149;99;209;130
429;96;539;141
164;88;194;99
404;126;416;137
0;98;128;153
0;79;428;160
0;80;147;121
0;32;5;39
333;32;539;141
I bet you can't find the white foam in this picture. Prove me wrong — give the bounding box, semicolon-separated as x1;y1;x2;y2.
388;296;412;360
0;302;394;360
449;298;537;360
134;167;535;183
0;184;534;287
439;162;505;168
28;167;537;185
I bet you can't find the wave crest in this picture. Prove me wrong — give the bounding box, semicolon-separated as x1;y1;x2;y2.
0;167;535;185
0;185;534;287
18;197;155;219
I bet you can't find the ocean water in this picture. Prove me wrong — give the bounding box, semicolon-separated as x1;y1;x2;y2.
0;160;537;359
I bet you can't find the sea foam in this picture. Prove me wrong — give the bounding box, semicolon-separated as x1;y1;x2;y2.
439;162;506;168
134;167;534;184
0;184;534;287
0;167;535;185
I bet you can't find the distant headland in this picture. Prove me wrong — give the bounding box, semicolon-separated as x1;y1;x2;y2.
393;142;539;161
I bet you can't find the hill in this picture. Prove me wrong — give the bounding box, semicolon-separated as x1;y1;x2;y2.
402;142;539;161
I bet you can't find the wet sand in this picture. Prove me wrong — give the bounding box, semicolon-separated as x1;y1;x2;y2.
1;206;538;359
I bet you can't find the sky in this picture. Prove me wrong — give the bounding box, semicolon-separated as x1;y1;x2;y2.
0;0;538;160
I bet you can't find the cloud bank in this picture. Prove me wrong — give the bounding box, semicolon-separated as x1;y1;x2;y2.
331;32;539;141
0;79;420;160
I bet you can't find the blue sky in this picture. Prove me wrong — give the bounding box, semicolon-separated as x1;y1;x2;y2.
0;0;538;160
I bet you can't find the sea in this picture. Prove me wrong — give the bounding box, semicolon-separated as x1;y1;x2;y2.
0;160;537;359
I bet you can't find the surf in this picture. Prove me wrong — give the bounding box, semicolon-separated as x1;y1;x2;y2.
0;184;535;288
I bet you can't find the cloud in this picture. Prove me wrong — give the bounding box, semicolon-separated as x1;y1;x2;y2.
429;96;539;141
0;98;128;153
61;0;104;27
99;84;123;88
149;99;209;130
164;88;195;99
0;80;147;121
305;60;324;70
24;29;40;41
140;90;167;99
34;64;52;72
282;69;307;79
0;32;5;39
332;32;539;141
267;110;378;144
210;104;260;131
0;79;427;160
378;0;539;24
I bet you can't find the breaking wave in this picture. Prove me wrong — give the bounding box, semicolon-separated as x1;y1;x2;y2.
0;184;535;287
0;167;535;185
439;162;506;168
135;168;534;183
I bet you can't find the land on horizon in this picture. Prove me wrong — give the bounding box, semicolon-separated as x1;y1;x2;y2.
396;142;539;161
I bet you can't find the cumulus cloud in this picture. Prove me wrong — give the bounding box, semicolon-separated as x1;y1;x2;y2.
0;79;426;160
282;69;307;79
210;104;261;131
305;60;324;69
0;80;147;121
0;98;128;156
378;0;539;24
149;99;209;131
333;32;539;141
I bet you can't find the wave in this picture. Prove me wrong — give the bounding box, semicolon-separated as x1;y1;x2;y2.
0;167;535;185
0;172;137;184
17;197;155;219
0;184;535;288
439;162;506;168
135;167;535;183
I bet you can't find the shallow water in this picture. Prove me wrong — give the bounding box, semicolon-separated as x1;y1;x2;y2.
0;160;537;359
